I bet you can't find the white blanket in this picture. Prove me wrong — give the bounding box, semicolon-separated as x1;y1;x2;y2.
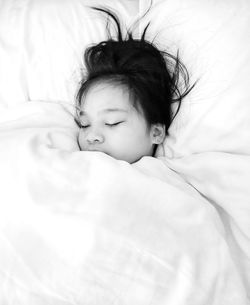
0;102;248;304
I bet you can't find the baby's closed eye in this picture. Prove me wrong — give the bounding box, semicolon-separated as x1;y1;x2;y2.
105;121;124;127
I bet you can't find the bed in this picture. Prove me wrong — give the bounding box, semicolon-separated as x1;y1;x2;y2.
0;0;250;304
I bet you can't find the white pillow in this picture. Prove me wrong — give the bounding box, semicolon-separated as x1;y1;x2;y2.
139;0;250;156
0;0;138;110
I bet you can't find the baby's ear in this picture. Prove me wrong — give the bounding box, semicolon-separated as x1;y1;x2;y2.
151;123;166;144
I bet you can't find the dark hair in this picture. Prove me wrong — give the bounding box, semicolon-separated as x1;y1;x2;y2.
76;7;195;134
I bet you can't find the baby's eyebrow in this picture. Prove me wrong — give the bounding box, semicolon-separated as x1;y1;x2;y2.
100;108;128;114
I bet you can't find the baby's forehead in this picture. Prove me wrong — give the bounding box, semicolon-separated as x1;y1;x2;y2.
80;108;129;118
80;82;135;114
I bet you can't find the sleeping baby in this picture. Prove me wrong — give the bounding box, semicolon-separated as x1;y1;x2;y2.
75;7;194;163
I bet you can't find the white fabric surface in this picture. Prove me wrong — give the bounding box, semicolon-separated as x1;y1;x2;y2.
0;0;250;303
140;0;250;157
0;0;138;109
0;102;248;304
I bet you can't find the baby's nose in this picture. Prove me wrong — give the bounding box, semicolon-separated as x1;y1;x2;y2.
86;131;104;144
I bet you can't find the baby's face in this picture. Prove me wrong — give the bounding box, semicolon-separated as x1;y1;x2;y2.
78;82;155;163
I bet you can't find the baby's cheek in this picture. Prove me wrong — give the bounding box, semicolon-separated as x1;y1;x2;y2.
111;136;130;149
